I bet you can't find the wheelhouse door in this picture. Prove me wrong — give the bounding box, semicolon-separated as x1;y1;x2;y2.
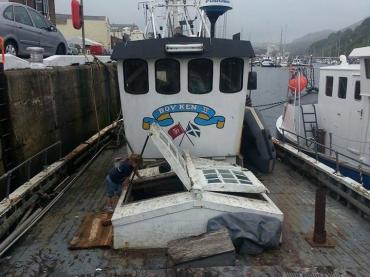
347;79;365;155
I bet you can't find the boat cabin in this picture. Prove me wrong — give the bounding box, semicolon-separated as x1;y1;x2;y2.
111;37;256;161
278;50;370;175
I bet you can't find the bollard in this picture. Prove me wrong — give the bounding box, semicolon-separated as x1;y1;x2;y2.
27;47;46;69
305;186;335;247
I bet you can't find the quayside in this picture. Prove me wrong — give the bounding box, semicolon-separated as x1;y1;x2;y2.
0;143;369;276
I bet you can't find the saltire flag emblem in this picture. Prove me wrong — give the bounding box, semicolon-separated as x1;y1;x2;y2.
168;123;185;140
186;122;201;138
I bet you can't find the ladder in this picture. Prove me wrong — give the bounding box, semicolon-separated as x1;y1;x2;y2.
300;104;318;147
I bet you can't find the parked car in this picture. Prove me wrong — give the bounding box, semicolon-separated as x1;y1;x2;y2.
67;43;79;55
0;3;67;57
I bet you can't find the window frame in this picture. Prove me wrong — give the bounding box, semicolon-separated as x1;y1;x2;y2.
3;5;14;21
365;59;370;79
123;59;149;95
188;58;213;95
14;5;34;27
354;80;361;101
155;58;181;95
219;57;244;94
325;76;333;97
338;77;347;99
28;8;48;29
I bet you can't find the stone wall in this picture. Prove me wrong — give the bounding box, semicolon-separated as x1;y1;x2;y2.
0;63;120;176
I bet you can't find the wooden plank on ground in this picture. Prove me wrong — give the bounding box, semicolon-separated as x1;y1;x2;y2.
167;228;235;267
69;212;113;250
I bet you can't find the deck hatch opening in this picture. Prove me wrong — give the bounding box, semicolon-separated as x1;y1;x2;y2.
129;175;186;202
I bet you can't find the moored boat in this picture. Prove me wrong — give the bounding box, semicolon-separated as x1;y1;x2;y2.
276;49;370;189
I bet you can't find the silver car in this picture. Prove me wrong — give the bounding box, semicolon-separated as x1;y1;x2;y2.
0;2;67;56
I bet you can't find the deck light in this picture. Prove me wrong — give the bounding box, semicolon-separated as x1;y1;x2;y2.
165;44;204;53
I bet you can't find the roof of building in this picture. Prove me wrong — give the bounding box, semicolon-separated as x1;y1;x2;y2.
56;14;108;24
111;37;255;60
349;46;370;58
110;23;138;28
320;63;360;71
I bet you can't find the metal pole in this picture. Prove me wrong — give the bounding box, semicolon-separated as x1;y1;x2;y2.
313;186;327;244
80;0;86;54
335;152;340;174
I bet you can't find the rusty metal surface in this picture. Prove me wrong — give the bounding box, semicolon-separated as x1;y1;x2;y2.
0;147;369;276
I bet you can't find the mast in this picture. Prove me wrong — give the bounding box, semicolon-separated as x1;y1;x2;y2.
140;0;209;38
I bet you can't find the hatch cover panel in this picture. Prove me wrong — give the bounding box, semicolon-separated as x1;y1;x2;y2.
200;167;268;194
150;125;192;190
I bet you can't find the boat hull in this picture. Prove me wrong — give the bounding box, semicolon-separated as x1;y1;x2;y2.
276;116;370;190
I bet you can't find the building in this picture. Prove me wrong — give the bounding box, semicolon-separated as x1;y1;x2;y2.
0;0;56;25
56;14;111;50
110;23;144;42
130;29;144;41
110;23;138;41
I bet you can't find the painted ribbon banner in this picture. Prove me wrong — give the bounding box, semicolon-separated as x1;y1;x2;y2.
143;103;225;130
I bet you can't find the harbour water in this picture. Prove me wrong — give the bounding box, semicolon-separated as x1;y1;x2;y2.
252;67;290;133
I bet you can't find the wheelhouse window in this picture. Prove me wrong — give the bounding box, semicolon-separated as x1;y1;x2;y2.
3;5;14;21
365;59;370;79
155;59;180;95
188;59;213;94
123;59;149;94
338;77;347;99
325;76;333;97
220;58;244;93
354;81;361;101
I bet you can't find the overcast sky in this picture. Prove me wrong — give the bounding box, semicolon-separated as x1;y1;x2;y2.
55;0;370;43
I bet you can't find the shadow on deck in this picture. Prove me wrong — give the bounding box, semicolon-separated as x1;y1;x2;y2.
0;146;369;276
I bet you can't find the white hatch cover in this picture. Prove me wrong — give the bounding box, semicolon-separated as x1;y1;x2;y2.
200;168;268;194
149;125;192;190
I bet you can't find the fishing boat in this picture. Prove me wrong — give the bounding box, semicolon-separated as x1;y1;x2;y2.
111;0;280;249
1;1;370;275
291;57;304;66
261;57;275;67
276;50;370;189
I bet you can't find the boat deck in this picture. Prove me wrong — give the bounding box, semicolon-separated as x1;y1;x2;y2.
0;145;369;276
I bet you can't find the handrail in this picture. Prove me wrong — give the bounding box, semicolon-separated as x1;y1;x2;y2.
0;141;62;198
280;128;368;184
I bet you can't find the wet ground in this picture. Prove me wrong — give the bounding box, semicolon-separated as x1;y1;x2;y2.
0;144;369;276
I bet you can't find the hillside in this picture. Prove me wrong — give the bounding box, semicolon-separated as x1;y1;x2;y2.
286;30;333;55
308;17;370;56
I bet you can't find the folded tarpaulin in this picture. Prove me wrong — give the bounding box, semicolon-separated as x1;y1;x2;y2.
207;212;282;255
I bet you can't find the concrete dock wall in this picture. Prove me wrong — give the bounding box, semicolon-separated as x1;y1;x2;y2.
0;63;120;176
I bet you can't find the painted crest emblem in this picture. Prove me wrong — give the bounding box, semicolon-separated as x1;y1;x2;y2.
142;103;226;146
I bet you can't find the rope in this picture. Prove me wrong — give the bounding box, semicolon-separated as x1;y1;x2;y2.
252;100;287;108
89;63;101;143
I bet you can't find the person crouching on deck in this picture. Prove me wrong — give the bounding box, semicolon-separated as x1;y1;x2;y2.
104;154;142;213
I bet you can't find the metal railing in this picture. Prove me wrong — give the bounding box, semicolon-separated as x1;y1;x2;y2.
280;128;368;185
0;141;62;199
